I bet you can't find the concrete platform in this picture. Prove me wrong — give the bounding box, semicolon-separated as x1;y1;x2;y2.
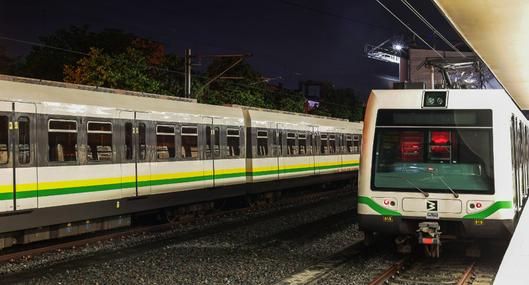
495;208;529;284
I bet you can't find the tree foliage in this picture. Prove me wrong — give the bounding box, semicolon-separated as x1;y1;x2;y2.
310;87;364;121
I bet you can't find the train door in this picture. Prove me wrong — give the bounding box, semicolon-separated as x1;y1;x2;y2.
0;102;13;212
0;102;37;212
120;111;151;197
136;112;151;196
202;117;220;188
14;102;37;210
120;111;136;198
276;123;285;179
311;126;318;175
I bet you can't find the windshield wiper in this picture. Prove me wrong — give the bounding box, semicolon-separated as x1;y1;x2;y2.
385;175;429;197
425;168;459;198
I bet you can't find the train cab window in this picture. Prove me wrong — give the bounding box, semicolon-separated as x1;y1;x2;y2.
286;132;297;155
156;125;176;160
205;126;220;159
298;133;307;155
18;117;30;165
0;116;8;164
48;119;77;162
227;128;240;157
124;122;133;160
87;121;113;162
353;135;361;154
138;123;147;161
329;134;337;154
320;134;328;154
257;130;268;157
182;126;198;159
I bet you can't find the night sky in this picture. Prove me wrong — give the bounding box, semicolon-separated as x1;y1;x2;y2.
0;0;464;100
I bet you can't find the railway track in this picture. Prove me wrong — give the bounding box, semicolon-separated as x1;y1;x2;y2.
367;256;495;285
0;187;353;266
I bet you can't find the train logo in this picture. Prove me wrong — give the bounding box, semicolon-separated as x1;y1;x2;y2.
426;200;438;212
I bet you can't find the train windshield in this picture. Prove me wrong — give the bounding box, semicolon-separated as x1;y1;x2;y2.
372;109;494;194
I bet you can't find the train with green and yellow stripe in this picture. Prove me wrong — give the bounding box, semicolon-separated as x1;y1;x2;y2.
0;75;362;249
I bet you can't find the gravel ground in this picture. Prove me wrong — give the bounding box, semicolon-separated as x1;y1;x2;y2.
2;193;369;284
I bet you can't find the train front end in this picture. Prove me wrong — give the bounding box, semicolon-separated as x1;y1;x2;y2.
358;89;517;255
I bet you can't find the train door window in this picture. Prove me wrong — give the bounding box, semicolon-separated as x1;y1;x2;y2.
298;133;307;155
274;130;283;156
0;116;8;164
286;132;296;155
18;117;30;165
307;133;313;155
156;125;176;160
345;135;353;154
48;119;77;162
320;134;328;154
353;135;361;154
257;130;268;157
329;134;336;154
227;128;240;157
182;126;198;159
124;122;133;161
205;126;220;159
87;121;113;162
138;123;147;161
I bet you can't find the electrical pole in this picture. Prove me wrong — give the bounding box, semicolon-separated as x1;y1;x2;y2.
184;48;192;98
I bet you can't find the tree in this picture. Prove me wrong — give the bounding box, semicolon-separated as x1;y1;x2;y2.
310;88;363;121
64;47;165;94
18;26;159;81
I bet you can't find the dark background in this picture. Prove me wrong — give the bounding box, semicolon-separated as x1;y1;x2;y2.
0;0;464;100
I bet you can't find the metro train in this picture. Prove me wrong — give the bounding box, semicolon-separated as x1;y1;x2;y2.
358;89;525;255
0;75;362;249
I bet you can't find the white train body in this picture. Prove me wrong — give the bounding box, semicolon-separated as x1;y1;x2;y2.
0;75;362;244
358;89;524;238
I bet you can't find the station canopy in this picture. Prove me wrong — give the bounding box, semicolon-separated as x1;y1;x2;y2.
434;0;529;109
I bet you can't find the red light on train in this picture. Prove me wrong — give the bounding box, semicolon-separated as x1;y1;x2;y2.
383;199;390;206
476;202;482;209
431;131;450;144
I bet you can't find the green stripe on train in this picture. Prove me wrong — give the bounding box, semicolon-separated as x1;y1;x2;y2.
463;201;512;219
358;196;402;216
0;163;358;200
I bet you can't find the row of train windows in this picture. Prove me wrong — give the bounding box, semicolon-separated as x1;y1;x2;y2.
255;130;361;157
51;121;242;162
0;116;242;164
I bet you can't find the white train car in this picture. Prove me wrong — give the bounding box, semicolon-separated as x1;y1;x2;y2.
358;89;524;254
0;75;362;248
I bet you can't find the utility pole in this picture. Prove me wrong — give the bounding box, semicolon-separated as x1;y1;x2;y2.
184;48;192;98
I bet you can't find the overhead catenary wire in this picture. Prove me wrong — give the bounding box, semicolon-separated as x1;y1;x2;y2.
375;0;444;58
400;0;465;57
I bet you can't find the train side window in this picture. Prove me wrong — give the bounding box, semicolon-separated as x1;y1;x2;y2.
287;132;297;155
18;117;30;165
124;122;133;160
353;135;361;154
182;126;198;159
319;134;327;154
298;133;307;155
0;116;8;164
345;135;353;154
257;130;268;157
227;128;240;157
138;123;147;161
48;119;77;162
156;125;176;160
87;121;113;162
214;127;220;158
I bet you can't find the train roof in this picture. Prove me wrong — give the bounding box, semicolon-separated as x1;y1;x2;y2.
0;75;362;129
